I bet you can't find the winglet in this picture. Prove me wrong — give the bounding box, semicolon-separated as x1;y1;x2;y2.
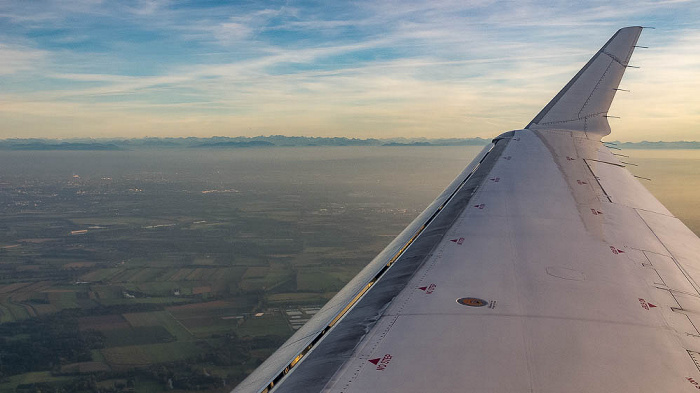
525;26;643;138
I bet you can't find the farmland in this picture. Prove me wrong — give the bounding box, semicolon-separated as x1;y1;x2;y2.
0;147;479;392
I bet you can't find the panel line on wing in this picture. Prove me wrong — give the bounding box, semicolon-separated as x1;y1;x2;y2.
688;351;700;372
634;209;700;296
586;158;626;168
583;159;613;202
578;58;614;120
602;50;627;66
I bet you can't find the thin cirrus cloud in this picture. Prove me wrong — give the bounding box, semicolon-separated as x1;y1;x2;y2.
0;44;47;75
0;0;698;141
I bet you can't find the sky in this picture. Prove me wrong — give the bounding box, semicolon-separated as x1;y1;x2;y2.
0;0;699;141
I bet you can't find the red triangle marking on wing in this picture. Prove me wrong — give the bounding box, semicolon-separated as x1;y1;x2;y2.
419;286;427;291
369;358;380;365
648;303;657;308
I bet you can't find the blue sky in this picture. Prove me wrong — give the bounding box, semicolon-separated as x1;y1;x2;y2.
0;0;698;141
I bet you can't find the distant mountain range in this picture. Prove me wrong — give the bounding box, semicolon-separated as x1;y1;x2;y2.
611;141;700;149
0;142;123;151
0;136;698;150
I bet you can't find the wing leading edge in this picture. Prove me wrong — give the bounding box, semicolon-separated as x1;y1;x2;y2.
234;26;700;393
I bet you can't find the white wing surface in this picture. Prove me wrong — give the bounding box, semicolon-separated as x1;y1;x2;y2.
233;26;700;393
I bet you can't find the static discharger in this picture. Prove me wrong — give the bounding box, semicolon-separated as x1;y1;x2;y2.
456;297;488;307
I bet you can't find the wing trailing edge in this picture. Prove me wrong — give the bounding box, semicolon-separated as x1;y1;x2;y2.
526;26;643;138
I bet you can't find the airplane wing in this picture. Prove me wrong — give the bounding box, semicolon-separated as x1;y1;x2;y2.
233;26;700;392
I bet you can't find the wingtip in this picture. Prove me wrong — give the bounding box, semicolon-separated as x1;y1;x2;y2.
618;26;645;33
526;26;644;136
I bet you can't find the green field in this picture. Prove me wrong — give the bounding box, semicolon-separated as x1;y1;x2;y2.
235;314;293;337
266;292;335;305
296;268;352;292
0;303;16;322
80;268;122;282
123;311;193;340
0;372;73;393
46;291;81;309
134;380;168;393
101;341;203;368
102;326;175;347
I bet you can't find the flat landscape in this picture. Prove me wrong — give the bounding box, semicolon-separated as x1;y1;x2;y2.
0;146;697;392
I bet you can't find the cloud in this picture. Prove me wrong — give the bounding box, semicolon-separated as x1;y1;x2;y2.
0;44;46;74
0;0;698;139
125;0;172;16
0;0;104;25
